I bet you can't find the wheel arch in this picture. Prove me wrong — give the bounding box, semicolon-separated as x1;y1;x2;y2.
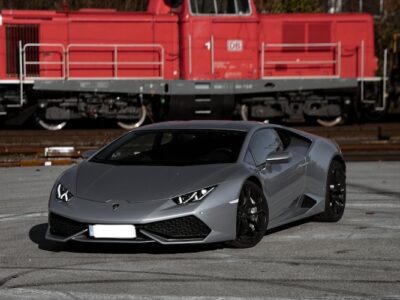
244;176;269;221
305;138;345;208
245;176;263;190
331;154;346;172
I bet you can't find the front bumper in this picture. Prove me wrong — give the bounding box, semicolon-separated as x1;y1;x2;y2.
47;177;241;245
46;213;213;245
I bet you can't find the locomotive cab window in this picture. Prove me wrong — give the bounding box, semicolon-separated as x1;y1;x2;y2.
190;0;250;15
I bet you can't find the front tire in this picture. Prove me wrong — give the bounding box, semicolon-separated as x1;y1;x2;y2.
315;160;346;222
230;181;268;248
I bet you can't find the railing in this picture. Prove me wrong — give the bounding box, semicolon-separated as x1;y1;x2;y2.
23;43;66;80
260;42;342;79
20;43;165;81
358;40;388;111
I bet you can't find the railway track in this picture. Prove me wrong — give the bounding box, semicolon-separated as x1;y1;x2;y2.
1;123;400;167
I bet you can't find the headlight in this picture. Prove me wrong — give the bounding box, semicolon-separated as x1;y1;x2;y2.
172;186;216;205
56;183;73;202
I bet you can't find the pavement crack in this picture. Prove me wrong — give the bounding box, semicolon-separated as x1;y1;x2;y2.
0;270;33;288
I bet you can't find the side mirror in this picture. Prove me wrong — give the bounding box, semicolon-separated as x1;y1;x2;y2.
265;151;292;164
81;149;97;160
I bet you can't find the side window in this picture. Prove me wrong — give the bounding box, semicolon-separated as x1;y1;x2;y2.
216;0;236;14
236;0;250;14
275;128;312;156
190;0;216;14
248;129;282;166
190;0;250;15
160;132;173;145
275;128;291;150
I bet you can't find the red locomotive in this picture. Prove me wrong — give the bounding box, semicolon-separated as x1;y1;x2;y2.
0;0;388;129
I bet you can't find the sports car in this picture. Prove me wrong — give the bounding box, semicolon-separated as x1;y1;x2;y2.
46;121;346;248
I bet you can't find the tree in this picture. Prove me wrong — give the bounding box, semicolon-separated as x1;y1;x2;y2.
257;0;323;13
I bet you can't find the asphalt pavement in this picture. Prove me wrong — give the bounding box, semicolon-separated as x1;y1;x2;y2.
0;162;399;299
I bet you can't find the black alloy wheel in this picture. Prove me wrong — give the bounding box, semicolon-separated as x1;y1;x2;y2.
231;181;268;248
315;160;346;222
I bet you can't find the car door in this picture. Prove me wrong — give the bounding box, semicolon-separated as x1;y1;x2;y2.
247;128;307;223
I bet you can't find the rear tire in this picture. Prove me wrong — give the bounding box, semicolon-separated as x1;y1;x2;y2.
315;160;346;222
230;181;268;248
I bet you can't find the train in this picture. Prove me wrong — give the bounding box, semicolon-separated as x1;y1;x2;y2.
0;0;396;130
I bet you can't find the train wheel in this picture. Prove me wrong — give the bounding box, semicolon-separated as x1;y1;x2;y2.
240;104;249;121
116;105;147;130
363;109;386;122
37;118;68;131
316;116;343;127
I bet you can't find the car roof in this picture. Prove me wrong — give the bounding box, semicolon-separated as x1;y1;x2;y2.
135;120;268;132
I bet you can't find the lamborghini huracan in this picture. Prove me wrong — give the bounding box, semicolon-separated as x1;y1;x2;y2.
46;121;346;248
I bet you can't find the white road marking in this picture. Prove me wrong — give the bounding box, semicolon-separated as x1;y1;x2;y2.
347;203;400;208
0;214;16;218
0;212;47;222
267;231;400;241
0;289;398;300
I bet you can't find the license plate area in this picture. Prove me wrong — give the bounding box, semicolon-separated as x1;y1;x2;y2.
89;224;136;239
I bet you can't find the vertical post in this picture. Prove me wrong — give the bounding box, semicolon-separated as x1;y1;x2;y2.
360;40;365;103
337;0;342;12
376;49;388;111
66;46;69;79
261;43;265;79
211;35;215;75
212;0;218;13
22;43;27;81
161;46;165;79
359;0;363;12
19;40;24;107
188;35;192;76
114;45;118;79
233;0;239;13
63;48;68;80
337;42;342;78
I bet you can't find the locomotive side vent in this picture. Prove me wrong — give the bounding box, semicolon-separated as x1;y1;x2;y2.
6;24;39;77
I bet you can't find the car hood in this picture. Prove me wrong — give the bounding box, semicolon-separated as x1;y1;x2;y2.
74;161;241;203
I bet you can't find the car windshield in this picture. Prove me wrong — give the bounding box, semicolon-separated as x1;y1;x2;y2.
92;129;246;166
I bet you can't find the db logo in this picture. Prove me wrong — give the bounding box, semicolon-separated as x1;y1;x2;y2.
227;40;243;52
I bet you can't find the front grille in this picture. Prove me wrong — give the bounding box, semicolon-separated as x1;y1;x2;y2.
49;213;87;237
49;214;210;241
139;216;211;239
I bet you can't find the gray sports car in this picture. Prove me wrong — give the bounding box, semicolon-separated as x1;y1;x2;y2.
46;121;346;248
